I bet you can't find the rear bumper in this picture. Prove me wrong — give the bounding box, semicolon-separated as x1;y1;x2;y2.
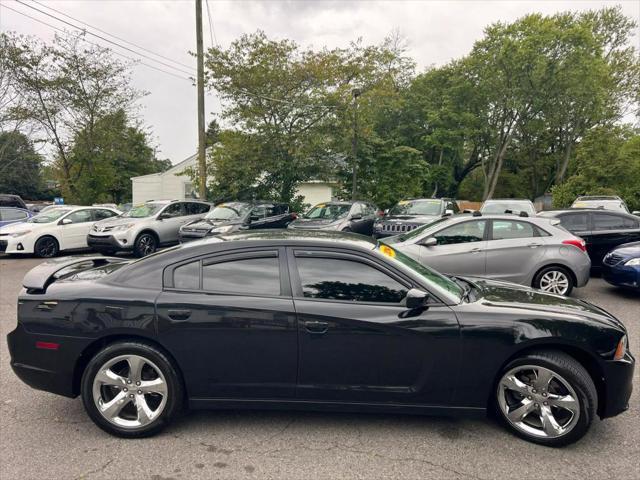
600;351;635;418
7;324;90;398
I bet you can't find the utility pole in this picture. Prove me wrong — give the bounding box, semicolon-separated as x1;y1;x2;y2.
351;88;360;200
195;0;207;200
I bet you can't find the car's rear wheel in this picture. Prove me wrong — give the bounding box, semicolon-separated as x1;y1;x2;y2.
495;350;596;447
34;236;59;258
533;266;574;296
81;342;183;438
133;233;157;257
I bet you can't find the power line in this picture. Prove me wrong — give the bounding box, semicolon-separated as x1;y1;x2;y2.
14;0;194;77
3;3;192;82
30;0;195;72
205;0;218;48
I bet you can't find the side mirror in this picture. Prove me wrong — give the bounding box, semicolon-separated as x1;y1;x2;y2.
405;288;429;309
443;209;454;217
350;213;363;220
633;211;640;216
383;209;389;215
419;237;438;247
60;218;73;225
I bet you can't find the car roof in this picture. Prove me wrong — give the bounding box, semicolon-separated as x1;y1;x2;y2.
217;229;376;247
483;198;533;203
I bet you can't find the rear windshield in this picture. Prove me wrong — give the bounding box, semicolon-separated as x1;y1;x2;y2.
205;202;251;220
304;203;351;220
481;201;535;215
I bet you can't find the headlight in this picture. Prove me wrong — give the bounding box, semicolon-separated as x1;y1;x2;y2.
112;223;135;231
614;335;628;361
209;225;234;234
374;223;383;230
10;230;32;237
624;258;640;266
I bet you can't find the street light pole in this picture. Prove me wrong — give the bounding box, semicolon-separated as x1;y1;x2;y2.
351;88;360;200
195;0;207;200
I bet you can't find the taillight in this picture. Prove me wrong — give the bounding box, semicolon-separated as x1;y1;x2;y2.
562;239;587;252
291;213;298;220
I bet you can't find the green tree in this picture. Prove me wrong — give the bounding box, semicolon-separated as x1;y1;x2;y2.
69;110;166;204
0;131;46;199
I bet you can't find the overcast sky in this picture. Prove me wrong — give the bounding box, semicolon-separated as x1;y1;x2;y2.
1;0;638;164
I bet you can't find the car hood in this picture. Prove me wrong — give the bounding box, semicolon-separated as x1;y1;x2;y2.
611;242;640;257
466;277;625;330
0;221;47;233
183;218;243;230
380;214;441;224
289;218;342;229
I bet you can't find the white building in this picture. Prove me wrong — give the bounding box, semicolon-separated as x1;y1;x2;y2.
131;153;338;207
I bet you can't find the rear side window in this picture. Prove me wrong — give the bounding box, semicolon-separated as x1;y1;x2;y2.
0;209;28;221
203;256;280;295
93;209;118;221
185;202;210;215
560;213;589;231
296;256;407;303
174;261;200;290
66;209;93;223
491;220;537;240
593;213;635;231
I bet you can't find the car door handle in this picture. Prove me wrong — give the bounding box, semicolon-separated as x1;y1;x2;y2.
304;320;328;334
527;243;542;248
167;309;191;321
469;247;483;253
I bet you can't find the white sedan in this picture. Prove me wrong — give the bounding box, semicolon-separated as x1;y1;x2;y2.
0;206;120;258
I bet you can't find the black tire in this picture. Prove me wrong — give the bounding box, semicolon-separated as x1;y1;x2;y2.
532;265;575;296
34;235;59;258
133;232;157;257
81;341;183;438
495;350;597;447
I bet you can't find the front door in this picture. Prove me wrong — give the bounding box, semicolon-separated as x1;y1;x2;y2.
289;249;460;406
58;209;95;249
156;248;298;399
156;203;190;244
418;219;488;277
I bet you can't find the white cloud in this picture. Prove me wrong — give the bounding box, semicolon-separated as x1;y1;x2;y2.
2;0;638;163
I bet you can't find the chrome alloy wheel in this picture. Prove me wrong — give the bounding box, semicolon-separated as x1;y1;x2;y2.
538;270;570;295
92;354;168;429
497;365;580;439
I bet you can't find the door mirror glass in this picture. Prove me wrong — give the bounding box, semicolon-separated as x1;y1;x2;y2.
60;218;73;225
633;211;640;216
404;288;429;309
350;213;363;220
420;237;438;247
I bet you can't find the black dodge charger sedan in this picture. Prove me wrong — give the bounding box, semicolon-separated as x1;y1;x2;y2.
8;231;633;446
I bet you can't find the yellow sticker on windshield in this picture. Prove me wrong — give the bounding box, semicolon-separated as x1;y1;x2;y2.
316;203;326;208
573;202;585;207
379;244;396;258
397;200;409;205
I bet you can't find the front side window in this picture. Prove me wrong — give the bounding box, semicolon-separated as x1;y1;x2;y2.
162;203;184;218
296;257;407;303
203;256;280;295
434;220;486;245
491;220;537;240
66;209;93;223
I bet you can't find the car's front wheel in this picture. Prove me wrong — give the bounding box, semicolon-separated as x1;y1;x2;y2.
533;266;574;296
495;350;597;447
81;342;183;438
133;233;157;257
34;236;59;258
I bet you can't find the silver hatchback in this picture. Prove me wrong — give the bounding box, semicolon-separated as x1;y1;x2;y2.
382;214;591;295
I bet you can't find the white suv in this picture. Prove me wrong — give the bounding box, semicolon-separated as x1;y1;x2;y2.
87;200;212;257
0;206;120;257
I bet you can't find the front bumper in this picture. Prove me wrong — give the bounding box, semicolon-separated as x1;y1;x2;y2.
87;233;133;251
602;263;640;290
600;351;635;418
0;235;34;254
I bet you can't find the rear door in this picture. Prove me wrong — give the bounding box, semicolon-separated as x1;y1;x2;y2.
589;212;640;266
418;219;488;276
156;248;298;399
484;219;547;284
290;248;460;405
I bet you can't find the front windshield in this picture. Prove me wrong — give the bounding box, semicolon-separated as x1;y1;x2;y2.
481;201;535;215
304;203;350;220
123;203;163;218
29;208;71;223
378;244;464;300
205;202;250;220
389;200;442;216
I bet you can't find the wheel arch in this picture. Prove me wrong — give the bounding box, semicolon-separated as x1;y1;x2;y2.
489;342;607;418
34;233;61;252
136;229;160;244
72;334;187;401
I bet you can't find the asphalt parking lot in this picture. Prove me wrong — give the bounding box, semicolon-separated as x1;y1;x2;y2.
0;256;638;480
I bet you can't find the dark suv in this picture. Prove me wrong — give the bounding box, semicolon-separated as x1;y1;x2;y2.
373;198;459;238
179;201;295;242
287;201;379;235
